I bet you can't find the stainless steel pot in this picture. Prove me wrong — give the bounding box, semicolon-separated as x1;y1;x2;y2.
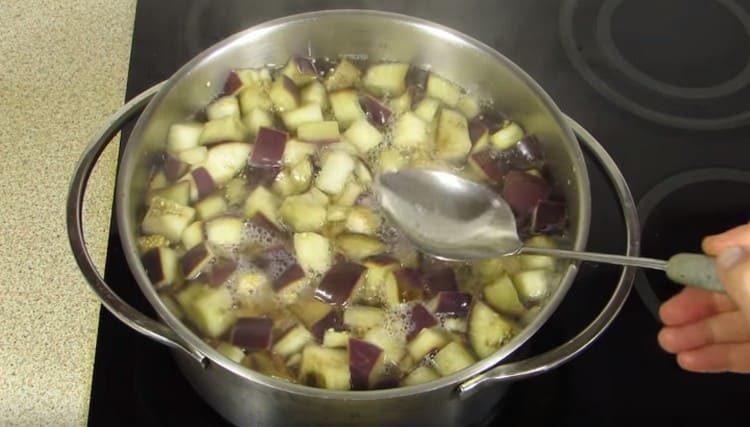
67;10;639;427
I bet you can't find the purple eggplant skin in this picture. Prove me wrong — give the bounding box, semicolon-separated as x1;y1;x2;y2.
165;154;190;182
208;258;237;286
222;71;243;95
423;267;458;298
470;150;509;183
192;167;216;199
359;93;392;126
531;199;567;234
180;242;212;279
434;292;472;318
230;317;274;351
314;262;366;306
406;304;438;340
310;310;343;341
501;171;551;218
250;127;289;167
272;263;305;291
468;118;488;145
349;338;383;390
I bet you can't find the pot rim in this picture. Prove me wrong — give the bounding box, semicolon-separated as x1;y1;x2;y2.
117;9;591;400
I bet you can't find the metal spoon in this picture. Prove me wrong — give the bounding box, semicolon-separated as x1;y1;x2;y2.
375;169;723;292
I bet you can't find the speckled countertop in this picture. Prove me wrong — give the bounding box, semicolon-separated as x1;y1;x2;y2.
0;1;136;425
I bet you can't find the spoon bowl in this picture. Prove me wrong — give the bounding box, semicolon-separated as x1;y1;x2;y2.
376;169;525;260
375;168;725;292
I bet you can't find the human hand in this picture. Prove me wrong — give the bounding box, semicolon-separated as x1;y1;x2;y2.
658;224;750;373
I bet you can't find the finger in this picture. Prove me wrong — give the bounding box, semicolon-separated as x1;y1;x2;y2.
659;287;736;326
717;246;750;324
658;311;750;353
676;342;750;373
702;224;750;255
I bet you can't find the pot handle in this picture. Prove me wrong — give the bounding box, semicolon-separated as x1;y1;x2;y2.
66;83;206;366
458;117;639;399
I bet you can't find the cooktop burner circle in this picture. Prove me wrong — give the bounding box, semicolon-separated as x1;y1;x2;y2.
634;168;750;320
560;0;750;130
596;0;750;100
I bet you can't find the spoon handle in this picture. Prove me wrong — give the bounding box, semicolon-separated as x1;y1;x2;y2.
520;247;723;292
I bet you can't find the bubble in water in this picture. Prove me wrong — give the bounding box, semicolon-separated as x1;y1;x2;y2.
243;221;281;248
382;303;414;340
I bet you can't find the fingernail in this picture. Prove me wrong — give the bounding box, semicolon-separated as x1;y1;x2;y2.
717;246;746;269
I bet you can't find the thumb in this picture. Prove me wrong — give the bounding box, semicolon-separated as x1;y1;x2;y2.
717;246;750;324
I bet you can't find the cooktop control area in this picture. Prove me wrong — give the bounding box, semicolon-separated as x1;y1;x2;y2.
91;1;749;426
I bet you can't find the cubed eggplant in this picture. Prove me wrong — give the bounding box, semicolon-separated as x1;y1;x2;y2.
230;317;273;351
504;135;544;170
297;121;340;144
244;186;281;226
206;95;241;120
199;115;247;146
149;181;191;207
433;292;472;318
322;329;350;348
281;55;318;86
501;171;551;218
281;103;324;131
180;242;214;280
364;327;406;365
435;109;472;162
343;305;385;334
325;58;361;91
205;216;244;246
469;301;514;358
222;70;244;95
490;121;524;150
402;366;439;386
293;232;332;274
167;122;203;152
315;150;355;195
300;80;330;110
349;338;385;390
238;85;273;114
299;345;351;390
269;75;300;112
142;196;195;242
250;127;289;167
141;247;178;288
392;112;428;150
335;233;386;261
363;62;409;96
359;93;392;126
423;267;458;298
468;150;509;183
531;200;567;234
483;274;526;317
272;324;314;357
289;297;343;340
433;342;476;376
207;258;237;286
330;89;366;128
406;304;438;340
393;268;425;301
204;142;252;185
194;193;228;221
407;327;449;361
426;73;461;106
165;154;190;182
344;119;383;154
314;261;366;306
271;263;306;292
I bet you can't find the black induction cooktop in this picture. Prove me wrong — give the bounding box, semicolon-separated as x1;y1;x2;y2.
89;1;750;425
